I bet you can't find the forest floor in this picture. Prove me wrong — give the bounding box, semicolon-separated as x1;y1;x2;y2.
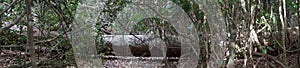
101;53;299;68
0;52;299;68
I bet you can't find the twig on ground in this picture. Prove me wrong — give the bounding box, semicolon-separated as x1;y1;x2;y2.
252;52;286;68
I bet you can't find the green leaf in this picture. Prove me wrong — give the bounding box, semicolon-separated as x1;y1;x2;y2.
263;49;267;54
267;46;274;51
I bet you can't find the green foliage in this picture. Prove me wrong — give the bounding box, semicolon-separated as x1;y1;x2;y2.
1;30;26;45
98;0;129;24
1;0;299;67
0;0;79;67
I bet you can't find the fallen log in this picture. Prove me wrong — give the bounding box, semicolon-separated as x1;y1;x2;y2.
100;35;181;60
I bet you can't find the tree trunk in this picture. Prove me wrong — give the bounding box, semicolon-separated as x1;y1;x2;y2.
197;0;228;67
26;0;37;67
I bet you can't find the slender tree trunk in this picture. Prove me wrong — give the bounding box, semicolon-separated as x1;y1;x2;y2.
279;0;287;66
198;0;227;67
26;0;37;67
298;0;300;67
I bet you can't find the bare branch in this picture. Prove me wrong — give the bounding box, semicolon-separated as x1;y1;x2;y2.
0;35;60;48
0;0;17;16
131;2;171;22
0;12;26;33
252;52;286;68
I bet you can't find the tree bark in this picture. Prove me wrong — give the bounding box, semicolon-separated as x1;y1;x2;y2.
197;0;228;67
26;0;37;67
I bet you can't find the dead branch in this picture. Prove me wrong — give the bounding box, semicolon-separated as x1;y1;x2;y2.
252;52;286;68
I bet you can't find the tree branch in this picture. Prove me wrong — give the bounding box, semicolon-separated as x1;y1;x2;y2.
252;52;286;68
0;11;26;33
0;0;17;16
0;35;60;48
